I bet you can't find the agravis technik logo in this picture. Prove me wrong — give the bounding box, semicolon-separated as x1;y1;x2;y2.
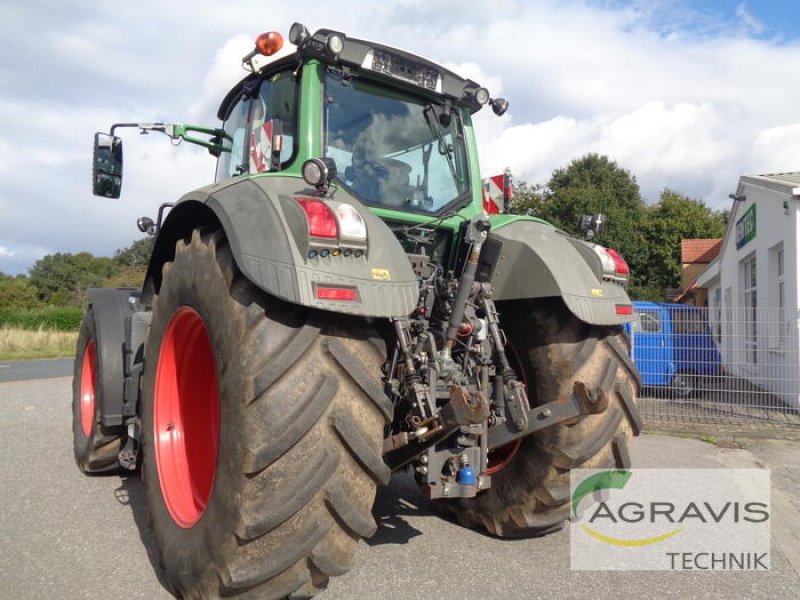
570;469;770;570
571;470;685;547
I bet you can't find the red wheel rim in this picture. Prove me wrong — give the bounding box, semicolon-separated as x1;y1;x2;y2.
484;343;526;475
154;307;220;528
79;340;97;437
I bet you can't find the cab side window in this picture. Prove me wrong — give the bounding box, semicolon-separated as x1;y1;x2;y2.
215;95;251;181
215;70;297;182
249;71;296;173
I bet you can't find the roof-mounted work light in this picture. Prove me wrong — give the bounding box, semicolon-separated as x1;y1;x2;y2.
490;97;509;116
289;22;310;46
302;157;337;191
465;86;490;106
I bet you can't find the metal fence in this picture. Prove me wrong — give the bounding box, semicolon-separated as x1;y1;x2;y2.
628;305;800;429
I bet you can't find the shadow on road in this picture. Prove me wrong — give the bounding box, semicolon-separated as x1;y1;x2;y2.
367;471;432;546
107;467;434;584
114;473;170;593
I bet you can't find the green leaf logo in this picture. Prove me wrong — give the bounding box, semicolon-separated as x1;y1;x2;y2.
571;470;632;517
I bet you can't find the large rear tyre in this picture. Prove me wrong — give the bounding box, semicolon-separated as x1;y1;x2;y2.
438;299;642;537
72;309;121;474
141;229;390;599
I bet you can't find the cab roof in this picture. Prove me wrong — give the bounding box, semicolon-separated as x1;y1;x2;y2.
218;27;491;121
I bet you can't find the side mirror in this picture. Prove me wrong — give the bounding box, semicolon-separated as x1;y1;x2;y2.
93;132;123;198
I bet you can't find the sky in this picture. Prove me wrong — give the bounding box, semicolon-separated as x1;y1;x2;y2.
1;0;799;275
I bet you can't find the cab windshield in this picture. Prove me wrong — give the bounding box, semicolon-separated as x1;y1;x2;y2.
324;71;471;214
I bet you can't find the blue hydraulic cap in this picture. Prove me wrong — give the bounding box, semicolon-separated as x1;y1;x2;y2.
456;465;477;485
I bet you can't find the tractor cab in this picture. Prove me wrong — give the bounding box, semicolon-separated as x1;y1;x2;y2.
215;24;509;223
94;24;508;227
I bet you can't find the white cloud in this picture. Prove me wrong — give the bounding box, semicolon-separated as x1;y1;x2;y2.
476;101;744;203
590;102;737;196
2;0;800;274
752;123;800;173
0;246;16;258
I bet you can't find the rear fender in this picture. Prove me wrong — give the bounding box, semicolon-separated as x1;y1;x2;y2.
488;219;634;326
144;176;419;318
86;288;136;428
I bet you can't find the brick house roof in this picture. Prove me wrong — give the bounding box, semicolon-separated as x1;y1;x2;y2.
681;239;721;264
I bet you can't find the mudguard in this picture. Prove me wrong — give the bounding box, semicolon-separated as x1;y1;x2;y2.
147;175;419;318
487;218;634;326
86;288;136;427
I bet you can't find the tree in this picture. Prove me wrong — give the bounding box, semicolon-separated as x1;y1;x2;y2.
113;237;154;267
542;153;646;228
508;180;549;216
29;252;117;306
0;275;41;310
103;265;147;289
639;189;726;296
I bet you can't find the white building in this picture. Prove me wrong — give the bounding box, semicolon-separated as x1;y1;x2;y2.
697;172;800;408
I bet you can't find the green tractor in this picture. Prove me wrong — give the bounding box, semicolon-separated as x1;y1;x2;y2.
75;23;641;599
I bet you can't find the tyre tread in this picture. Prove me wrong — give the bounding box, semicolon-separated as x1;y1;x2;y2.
326;338;393;420
237;444;340;540
141;228;390;599
243;374;338;474
331;409;392;485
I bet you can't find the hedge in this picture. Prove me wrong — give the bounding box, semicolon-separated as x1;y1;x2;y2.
0;307;83;331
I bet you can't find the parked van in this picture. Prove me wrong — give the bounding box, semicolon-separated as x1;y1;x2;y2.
626;301;723;397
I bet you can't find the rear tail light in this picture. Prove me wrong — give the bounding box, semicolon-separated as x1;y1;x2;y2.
589;243;629;285
315;286;358;301
615;304;633;315
296;198;338;239
605;248;630;276
332;202;367;241
591;244;616;275
294;197;368;262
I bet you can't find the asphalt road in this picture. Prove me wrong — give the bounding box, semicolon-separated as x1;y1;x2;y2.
0;358;73;383
1;374;799;600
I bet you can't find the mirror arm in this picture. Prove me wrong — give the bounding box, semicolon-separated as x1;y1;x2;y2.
172;124;232;154
109;122;231;155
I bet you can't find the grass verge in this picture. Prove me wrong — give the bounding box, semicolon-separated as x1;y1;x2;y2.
0;326;78;360
0;307;83;331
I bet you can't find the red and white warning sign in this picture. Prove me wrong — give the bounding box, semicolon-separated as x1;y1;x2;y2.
482;171;512;214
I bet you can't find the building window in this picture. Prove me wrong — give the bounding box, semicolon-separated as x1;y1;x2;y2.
772;246;786;352
742;253;757;364
723;286;732;361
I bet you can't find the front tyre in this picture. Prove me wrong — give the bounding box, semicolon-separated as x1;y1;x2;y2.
72;309;121;473
141;229;390;599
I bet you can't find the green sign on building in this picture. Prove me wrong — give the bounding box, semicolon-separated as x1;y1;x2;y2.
736;204;756;250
